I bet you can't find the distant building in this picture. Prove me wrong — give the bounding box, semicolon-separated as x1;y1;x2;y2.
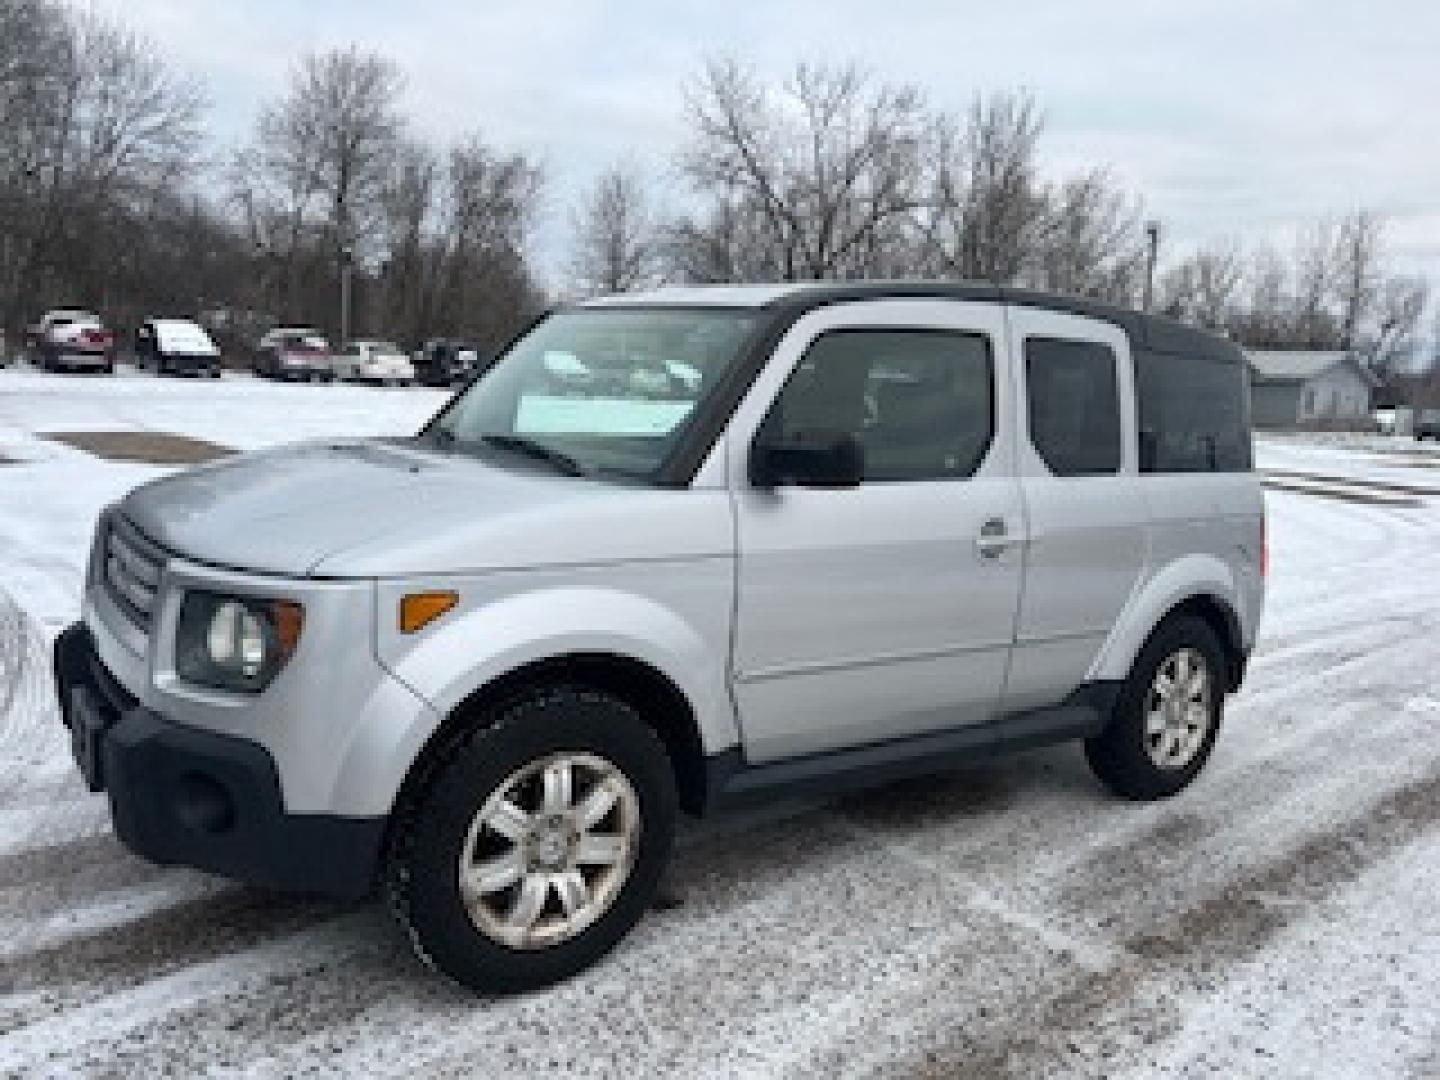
1246;350;1377;429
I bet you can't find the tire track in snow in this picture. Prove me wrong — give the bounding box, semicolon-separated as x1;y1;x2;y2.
34;610;1436;1075
4;420;1440;1075
0;886;351;1033
891;763;1440;1080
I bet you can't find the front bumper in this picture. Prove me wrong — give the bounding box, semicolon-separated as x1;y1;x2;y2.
54;621;384;897
356;366;413;382
161;352;221;375
277;359;331;379
49;349;110;369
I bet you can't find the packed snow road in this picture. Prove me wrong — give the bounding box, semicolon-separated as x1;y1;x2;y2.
3;369;1440;1078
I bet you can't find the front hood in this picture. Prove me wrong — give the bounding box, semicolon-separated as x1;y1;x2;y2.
121;439;730;577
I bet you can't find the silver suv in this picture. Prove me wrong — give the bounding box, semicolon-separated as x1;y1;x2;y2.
55;284;1264;994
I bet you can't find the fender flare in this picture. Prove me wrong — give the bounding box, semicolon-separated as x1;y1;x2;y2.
1087;554;1245;685
365;585;737;811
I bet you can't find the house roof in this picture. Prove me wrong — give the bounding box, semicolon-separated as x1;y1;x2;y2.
1246;350;1378;386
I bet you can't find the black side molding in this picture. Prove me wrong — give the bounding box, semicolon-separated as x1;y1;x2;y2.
703;687;1118;812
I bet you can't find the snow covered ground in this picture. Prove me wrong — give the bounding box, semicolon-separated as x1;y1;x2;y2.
3;367;1440;1077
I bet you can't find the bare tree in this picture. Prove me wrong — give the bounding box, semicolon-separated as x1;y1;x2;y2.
368;133;543;350
663;189;786;283
1333;209;1382;351
1229;245;1291;348
1158;242;1244;331
1;1;205;330
1432;308;1440;373
287;47;403;252
1028;168;1143;301
920;91;1046;282
569;163;660;295
238;46;404;335
679;58;928;280
1363;275;1429;376
374;138;438;343
1289;219;1336;348
430;135;543;345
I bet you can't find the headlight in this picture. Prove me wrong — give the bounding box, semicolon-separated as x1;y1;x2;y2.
176;591;304;693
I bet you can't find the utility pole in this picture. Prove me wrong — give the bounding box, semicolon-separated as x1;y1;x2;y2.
337;189;353;346
339;244;353;346
1142;219;1161;312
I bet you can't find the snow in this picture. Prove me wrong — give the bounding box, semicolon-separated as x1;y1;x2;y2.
3;367;1440;1076
0;367;446;635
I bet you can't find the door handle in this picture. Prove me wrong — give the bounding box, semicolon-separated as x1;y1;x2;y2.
975;517;1012;559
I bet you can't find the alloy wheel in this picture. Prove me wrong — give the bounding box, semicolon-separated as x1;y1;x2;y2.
1143;647;1212;770
457;751;641;951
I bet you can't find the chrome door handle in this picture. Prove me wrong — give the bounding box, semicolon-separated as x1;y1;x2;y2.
975;517;1011;559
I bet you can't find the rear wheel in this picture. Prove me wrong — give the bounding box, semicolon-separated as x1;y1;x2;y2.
386;687;677;995
1085;615;1225;800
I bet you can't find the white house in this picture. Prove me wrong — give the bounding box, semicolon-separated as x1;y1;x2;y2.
1246;351;1377;429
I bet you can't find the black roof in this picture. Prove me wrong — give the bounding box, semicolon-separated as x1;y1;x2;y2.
755;281;1239;363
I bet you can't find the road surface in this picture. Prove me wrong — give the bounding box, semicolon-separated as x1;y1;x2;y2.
2;370;1438;1077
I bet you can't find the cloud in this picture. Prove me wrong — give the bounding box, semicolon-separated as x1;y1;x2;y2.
92;0;1440;288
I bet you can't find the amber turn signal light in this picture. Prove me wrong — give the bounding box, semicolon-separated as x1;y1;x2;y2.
399;591;458;634
272;599;305;658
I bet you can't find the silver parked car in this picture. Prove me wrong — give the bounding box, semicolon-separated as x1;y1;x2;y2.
55;283;1264;995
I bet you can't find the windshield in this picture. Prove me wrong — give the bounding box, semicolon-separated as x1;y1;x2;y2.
432;306;757;481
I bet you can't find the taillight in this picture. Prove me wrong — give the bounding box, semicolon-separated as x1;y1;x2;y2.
83;328;111;346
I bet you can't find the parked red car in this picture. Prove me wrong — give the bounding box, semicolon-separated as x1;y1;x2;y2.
28;309;115;374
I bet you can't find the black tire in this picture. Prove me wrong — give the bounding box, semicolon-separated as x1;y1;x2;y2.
1085;615;1225;801
386;686;677;995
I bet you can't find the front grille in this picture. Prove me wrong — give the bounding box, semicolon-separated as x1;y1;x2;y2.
103;514;167;630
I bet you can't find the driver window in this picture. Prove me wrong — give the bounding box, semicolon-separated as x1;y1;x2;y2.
766;328;995;482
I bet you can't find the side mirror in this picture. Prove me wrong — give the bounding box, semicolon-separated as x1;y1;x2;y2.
750;429;863;489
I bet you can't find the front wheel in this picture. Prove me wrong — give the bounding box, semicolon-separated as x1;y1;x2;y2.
1085;615;1225;800
386;687;677;995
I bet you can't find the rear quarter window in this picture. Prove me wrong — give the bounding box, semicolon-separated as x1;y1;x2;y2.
1135;347;1251;472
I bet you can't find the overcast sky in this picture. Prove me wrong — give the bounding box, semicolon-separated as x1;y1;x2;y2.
95;0;1440;288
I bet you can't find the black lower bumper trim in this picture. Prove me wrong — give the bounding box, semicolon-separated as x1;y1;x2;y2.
54;622;383;898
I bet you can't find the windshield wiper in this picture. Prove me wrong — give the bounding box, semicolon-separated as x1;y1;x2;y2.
477;434;588;477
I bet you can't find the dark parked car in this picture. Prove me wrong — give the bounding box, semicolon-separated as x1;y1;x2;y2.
135;319;222;378
1415;409;1440;441
413;339;485;386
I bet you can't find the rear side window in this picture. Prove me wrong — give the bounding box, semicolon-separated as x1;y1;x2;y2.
1135;348;1251;472
768;328;994;482
1025;338;1121;476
